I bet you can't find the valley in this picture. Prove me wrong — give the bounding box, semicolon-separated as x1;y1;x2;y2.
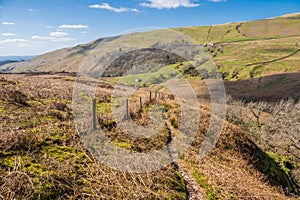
0;12;299;200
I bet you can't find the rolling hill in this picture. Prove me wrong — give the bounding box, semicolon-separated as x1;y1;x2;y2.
0;13;299;82
1;12;300;199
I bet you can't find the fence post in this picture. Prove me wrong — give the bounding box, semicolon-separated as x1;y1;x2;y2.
139;97;143;112
92;99;97;130
126;99;129;120
150;92;152;103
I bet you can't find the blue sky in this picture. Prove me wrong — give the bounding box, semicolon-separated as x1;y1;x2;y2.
0;0;299;56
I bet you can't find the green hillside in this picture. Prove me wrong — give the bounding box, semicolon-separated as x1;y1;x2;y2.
1;13;299;81
173;12;300;43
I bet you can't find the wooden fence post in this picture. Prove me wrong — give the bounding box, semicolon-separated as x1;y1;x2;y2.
139;97;143;112
92;99;97;130
126;99;129;120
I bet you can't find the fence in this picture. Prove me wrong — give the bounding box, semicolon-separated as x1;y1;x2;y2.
92;91;175;130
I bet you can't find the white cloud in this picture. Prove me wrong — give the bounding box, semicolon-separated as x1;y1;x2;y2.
0;39;28;44
32;36;54;40
31;35;76;42
130;8;140;13
89;3;139;13
1;33;16;36
28;8;38;12
140;0;199;9
51;37;76;42
58;24;89;29
49;31;69;37
45;25;54;29
209;0;226;2
2;21;15;25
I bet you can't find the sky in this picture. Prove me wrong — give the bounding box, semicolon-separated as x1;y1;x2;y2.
0;0;299;56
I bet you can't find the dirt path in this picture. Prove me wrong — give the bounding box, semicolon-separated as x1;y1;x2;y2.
127;85;205;199
165;115;203;200
207;27;212;42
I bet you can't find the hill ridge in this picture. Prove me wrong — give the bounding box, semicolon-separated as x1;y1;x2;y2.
0;12;299;81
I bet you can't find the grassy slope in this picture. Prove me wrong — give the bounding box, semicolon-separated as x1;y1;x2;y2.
214;36;300;80
173;13;300;80
1;13;299;82
0;74;187;199
0;12;299;200
1;74;298;199
173;13;300;43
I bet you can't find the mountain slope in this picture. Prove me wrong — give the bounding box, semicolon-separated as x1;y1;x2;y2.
1;13;299;81
174;12;300;43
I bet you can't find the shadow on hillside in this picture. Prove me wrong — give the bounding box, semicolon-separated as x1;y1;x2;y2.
225;72;300;102
234;134;299;195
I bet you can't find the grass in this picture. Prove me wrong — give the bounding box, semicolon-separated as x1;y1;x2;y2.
214;36;300;80
3;13;299;83
191;169;222;200
0;74;189;199
1;15;300;198
173;13;300;44
113;63;180;87
0;73;298;199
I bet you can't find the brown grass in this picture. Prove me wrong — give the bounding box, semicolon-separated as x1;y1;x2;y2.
0;74;298;199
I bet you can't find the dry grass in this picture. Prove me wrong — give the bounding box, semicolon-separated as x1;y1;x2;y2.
226;96;300;195
0;74;187;199
0;74;298;199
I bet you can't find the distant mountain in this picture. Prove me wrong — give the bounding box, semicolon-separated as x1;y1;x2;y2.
0;56;35;72
0;55;35;62
0;60;18;67
1;13;299;80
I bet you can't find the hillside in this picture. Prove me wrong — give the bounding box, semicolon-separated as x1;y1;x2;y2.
0;60;18;68
174;12;300;43
0;12;300;199
1;13;300;81
0;73;299;199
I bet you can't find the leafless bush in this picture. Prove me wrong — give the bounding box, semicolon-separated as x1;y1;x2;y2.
227;95;300;192
0;170;35;199
227;96;299;161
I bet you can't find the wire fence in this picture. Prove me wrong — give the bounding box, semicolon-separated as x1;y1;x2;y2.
92;91;175;130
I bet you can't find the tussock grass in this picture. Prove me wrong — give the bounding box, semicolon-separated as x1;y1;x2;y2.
0;74;187;199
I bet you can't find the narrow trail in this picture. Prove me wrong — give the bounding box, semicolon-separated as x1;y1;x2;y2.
206;27;212;42
245;48;300;66
235;23;247;37
165;114;203;200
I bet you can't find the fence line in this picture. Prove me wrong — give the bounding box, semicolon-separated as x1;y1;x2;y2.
92;90;174;130
92;99;97;130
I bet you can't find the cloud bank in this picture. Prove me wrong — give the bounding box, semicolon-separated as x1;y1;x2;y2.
2;21;15;25
58;24;89;29
140;0;199;9
89;3;139;13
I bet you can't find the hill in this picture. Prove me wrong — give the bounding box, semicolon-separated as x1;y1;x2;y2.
0;73;299;199
0;60;18;67
0;56;35;62
1;13;299;81
0;12;299;199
